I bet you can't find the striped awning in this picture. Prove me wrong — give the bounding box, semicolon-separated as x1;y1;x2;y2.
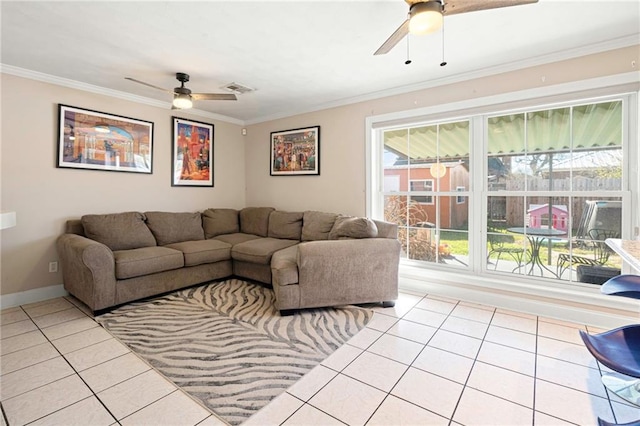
384;101;622;161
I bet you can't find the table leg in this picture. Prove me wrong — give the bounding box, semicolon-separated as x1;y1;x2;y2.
525;237;559;278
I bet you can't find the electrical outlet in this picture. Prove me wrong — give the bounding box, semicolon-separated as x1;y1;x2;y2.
49;261;58;273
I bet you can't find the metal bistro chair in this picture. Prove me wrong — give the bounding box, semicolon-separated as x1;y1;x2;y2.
557;228;619;278
487;232;525;271
580;325;640;407
580;274;640;416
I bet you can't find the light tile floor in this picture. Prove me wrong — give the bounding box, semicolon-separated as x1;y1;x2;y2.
1;289;639;425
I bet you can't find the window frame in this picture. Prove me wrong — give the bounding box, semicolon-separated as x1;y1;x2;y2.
410;179;434;204
367;84;638;286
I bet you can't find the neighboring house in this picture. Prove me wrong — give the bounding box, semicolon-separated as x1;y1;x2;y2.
384;161;469;229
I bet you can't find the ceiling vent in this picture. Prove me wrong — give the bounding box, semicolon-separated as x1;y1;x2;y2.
221;82;255;94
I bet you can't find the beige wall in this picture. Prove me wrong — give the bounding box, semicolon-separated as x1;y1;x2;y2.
1;45;637;300
0;74;245;297
245;46;639;216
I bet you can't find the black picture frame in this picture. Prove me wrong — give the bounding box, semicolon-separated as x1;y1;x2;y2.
57;104;153;174
270;125;320;176
171;117;214;187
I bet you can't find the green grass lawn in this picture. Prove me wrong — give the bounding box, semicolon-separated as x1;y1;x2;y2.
437;228;621;269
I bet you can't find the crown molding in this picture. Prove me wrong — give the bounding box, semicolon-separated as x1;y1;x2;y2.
245;35;640;124
0;64;245;126
2;33;637;127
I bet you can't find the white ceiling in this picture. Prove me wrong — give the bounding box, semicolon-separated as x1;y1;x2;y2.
1;1;639;124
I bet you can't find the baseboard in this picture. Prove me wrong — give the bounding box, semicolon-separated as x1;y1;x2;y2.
398;267;639;330
0;285;68;310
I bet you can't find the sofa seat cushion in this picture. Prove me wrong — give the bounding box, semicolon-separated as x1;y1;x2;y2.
144;212;205;246
114;247;184;280
165;239;232;267
271;245;299;286
213;233;261;246
82;212;156;251
232;238;299;265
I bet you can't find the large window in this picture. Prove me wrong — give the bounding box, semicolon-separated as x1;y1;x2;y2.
382;120;470;266
372;95;633;288
486;101;624;282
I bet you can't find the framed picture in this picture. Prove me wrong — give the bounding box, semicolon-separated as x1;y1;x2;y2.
57;104;153;174
172;117;214;187
270;126;320;176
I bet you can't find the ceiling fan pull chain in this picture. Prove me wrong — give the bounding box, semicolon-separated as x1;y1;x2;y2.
440;18;447;67
405;34;412;65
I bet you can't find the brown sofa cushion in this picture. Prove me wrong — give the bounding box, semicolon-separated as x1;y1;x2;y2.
271;245;299;286
165;239;232;267
268;211;303;240
231;238;298;265
113;247;184;279
145;212;204;246
202;208;239;238
214;233;261;246
329;216;378;240
239;207;274;237
82;212;156;251
301;211;338;241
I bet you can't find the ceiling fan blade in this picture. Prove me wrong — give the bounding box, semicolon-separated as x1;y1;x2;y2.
191;93;238;101
374;19;410;55
125;77;173;93
443;0;538;16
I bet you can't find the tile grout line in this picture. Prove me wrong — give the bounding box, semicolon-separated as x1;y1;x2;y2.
446;306;498;426
361;294;439;426
29;308;121;425
368;294;464;426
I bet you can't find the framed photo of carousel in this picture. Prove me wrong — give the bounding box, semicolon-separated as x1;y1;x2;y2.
270;125;320;176
171;117;214;187
57;104;154;174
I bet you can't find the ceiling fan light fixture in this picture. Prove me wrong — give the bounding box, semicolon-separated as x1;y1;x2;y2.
409;2;443;35
173;93;193;109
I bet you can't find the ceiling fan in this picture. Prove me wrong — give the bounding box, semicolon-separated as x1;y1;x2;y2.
125;72;237;109
374;0;538;56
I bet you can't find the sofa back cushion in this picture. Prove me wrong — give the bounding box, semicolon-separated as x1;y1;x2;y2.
239;207;274;237
65;219;85;236
328;216;378;240
202;208;239;238
268;211;303;240
301;211;338;241
144;211;205;246
82;212;156;251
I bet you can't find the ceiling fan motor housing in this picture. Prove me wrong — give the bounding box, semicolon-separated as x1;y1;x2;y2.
176;72;190;83
174;86;192;96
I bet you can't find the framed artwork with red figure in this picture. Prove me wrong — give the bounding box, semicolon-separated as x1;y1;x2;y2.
172;117;214;187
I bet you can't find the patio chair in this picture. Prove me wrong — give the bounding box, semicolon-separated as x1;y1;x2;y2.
487;233;525;271
556;228;619;278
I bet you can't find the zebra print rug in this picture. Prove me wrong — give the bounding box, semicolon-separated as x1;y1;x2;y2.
96;279;371;425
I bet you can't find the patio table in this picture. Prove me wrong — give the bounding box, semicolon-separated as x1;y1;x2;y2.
507;227;567;278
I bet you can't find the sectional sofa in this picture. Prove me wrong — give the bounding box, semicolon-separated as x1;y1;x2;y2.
56;207;400;314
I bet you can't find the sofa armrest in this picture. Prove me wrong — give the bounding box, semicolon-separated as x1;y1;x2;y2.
296;238;400;308
56;234;116;312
